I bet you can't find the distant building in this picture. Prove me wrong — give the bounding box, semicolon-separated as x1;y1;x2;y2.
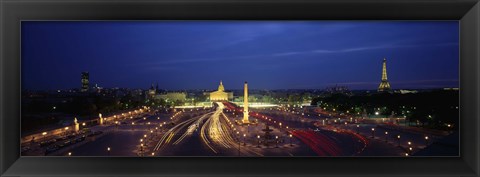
378;58;392;92
209;81;233;101
156;92;187;102
443;88;459;91
397;90;418;94
81;72;89;92
147;83;158;99
323;85;352;96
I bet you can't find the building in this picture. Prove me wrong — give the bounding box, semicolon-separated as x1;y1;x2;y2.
209;81;233;101
81;72;89;92
378;58;392;92
155;92;187;102
147;83;158;99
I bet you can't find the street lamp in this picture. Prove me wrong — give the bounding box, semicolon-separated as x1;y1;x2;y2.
397;135;401;146
68;152;72;156
107;147;111;156
42;132;47;141
384;131;388;142
289;134;293;146
425;136;429;146
356;125;360;134
257;135;260;148
243;134;246;146
371;128;375;138
275;136;279;148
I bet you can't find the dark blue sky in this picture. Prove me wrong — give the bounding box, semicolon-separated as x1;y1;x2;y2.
21;21;459;90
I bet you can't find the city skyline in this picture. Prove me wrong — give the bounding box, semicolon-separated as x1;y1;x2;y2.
22;21;459;90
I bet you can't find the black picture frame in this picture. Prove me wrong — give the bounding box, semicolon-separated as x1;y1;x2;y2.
1;0;479;176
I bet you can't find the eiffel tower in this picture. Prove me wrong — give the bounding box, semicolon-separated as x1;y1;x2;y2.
378;58;391;92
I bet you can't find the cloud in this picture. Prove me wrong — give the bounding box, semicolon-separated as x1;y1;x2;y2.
138;42;458;66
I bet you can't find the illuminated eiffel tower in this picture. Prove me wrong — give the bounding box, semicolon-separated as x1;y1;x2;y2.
378;58;391;92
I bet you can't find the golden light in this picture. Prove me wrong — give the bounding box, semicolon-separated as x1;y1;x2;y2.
408;141;412;145
42;132;47;136
65;127;69;130
68;152;72;156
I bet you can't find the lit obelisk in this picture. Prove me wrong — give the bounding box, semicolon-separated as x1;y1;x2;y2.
242;81;250;124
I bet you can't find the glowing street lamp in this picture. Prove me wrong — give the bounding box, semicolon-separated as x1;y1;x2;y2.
243;134;247;146
289;134;293;146
275;136;279;148
107;147;111;156
384;131;388;142
397;135;401;146
257;135;261;148
425;136;429;146
68;152;72;156
371;128;375;138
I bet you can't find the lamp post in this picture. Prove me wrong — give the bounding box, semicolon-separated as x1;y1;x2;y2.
397;135;401;146
384;131;388;142
425;136;429;146
275;136;279;148
257;135;261;148
140;143;144;157
237;131;240;156
42;132;47;141
371;128;375;138
356;125;360;134
107;147;111;156
289;134;293;146
243;134;246;146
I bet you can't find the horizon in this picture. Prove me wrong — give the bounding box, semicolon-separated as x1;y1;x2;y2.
22;21;459;90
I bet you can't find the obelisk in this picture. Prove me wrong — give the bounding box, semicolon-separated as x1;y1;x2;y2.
242;81;250;124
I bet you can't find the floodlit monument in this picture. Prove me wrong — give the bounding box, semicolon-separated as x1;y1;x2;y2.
74;117;80;132
378;58;392;92
209;81;233;101
242;81;250;124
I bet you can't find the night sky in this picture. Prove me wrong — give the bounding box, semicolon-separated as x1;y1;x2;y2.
21;21;459;90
